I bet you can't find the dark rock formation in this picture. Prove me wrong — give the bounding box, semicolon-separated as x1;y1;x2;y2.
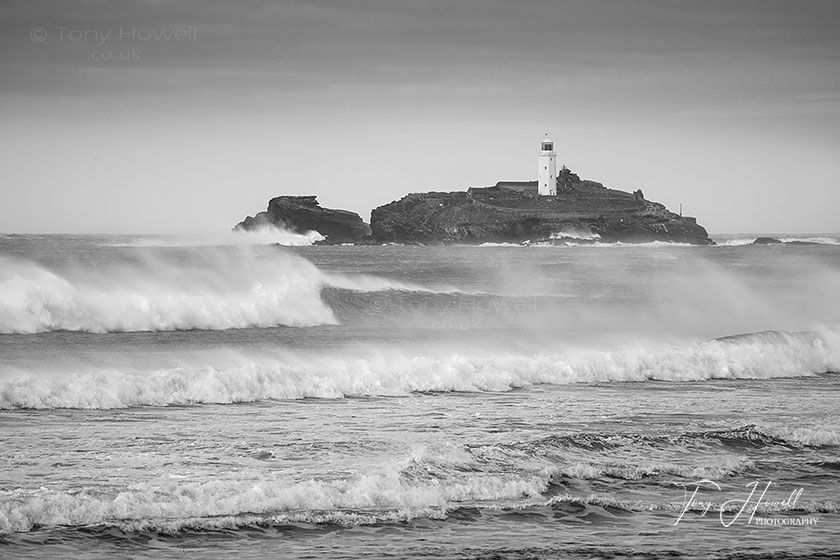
370;168;712;245
752;236;817;246
235;196;370;243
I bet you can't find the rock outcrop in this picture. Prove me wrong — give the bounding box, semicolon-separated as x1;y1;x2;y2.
234;196;370;243
753;237;783;245
369;168;712;245
752;237;817;246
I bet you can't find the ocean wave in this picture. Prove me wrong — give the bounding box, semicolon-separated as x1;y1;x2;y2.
760;425;840;448
551;229;601;241
0;248;335;334
322;272;462;294
714;238;757;246
475;240;696;248
0;466;548;534
1;437;836;535
688;424;808;448
405;438;757;486
2;331;838;409
102;226;325;248
779;236;839;245
565;241;697;248
0;245;482;334
556;457;754;481
525;424;839;456
7;479;833;536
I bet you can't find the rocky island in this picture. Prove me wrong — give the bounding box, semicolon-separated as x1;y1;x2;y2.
234;167;712;245
370;167;711;245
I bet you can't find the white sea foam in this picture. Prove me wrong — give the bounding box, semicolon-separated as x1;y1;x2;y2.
760;425;840;447
2;331;837;409
479;240;695;248
559;457;754;481
322;272;462;294
561;241;696;248
714;238;757;246
779;236;839;245
6;461;831;534
0;248;335;334
0;463;548;533
104;225;325;248
550;229;601;240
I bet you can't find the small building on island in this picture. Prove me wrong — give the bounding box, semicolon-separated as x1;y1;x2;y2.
495;181;538;197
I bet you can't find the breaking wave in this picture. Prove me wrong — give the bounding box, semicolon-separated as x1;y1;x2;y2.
550;229;601;240
0;448;547;534
0;248;337;334
0;247;478;335
1;436;836;535
2;330;837;409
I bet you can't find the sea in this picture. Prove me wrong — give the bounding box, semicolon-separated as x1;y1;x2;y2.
1;231;839;559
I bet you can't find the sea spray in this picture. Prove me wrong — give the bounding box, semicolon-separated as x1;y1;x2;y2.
0;247;334;333
103;225;325;247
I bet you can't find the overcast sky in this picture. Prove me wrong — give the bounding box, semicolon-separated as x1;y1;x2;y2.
1;0;839;234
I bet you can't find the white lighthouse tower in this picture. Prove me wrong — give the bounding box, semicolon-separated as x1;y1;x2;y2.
538;135;557;196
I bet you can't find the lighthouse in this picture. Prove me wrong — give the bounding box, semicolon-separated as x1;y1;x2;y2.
537;134;557;196
538;135;557;196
